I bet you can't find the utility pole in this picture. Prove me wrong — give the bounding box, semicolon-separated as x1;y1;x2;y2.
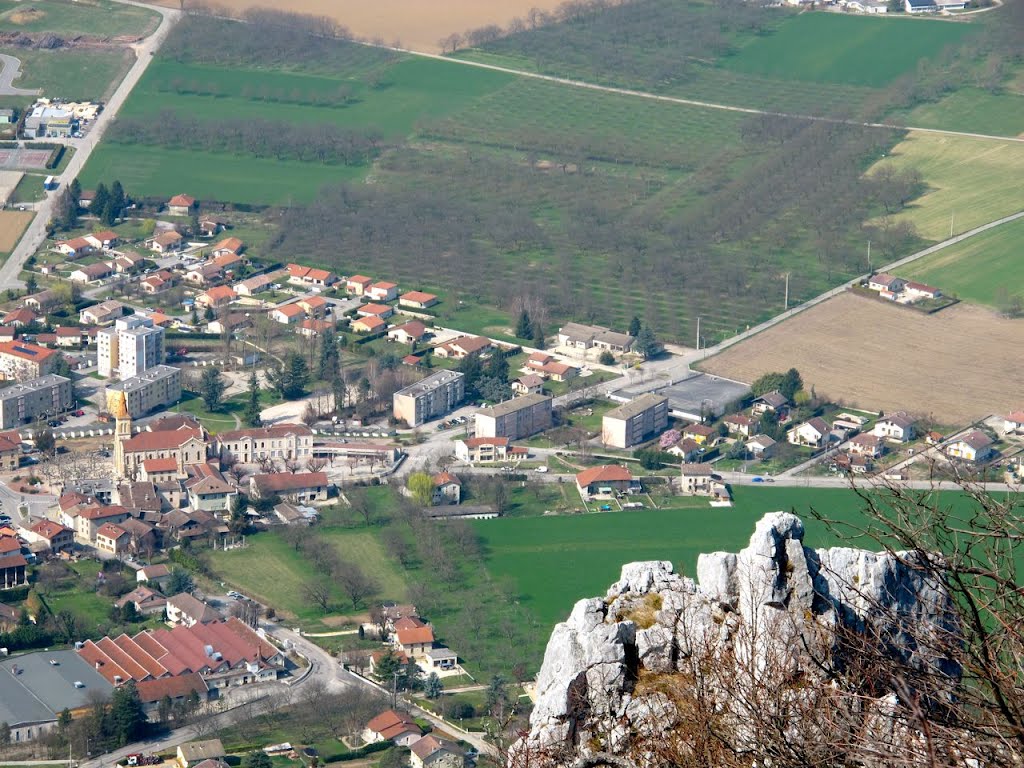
695;316;700;351
784;273;790;311
950;210;955;239
867;240;871;272
392;670;400;708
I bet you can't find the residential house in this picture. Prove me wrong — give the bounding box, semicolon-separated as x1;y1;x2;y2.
393;616;434;658
211;237;243;258
867;273;907;294
234;273;275;296
74;505;131;544
455;436;526;463
112;252;144;274
680;463;715;495
345;275;373;295
787;417;831;448
2;308;37;328
166;593;220;627
833;453;874;474
366;281;399;303
422;646;458;672
363;710;423;747
95;522;129;555
207;313;252;336
176;742;225;768
873;413;916;443
270;304;305;325
298;318;335;337
905;0;939;12
185;466;236;512
286;264;337;288
410;735;464;768
23;519;74;553
70;262;114;284
250;472;329;503
356;303;394;320
399;291;439;309
80;300;126;325
54;327;85;348
83;230;119;250
926;431;944;446
297;296;328;317
682;423;715;445
849;432;884;458
199;218;223;237
352;316;386;334
167;194;196;216
147;231;184;253
273;503;319;526
1004;411;1024;435
184;264;222;286
433;335;490;360
576;465;633;497
0;544;27;588
946;431;994;463
723;414;756;438
215;423;312;464
667;437;703;462
745;434;777;459
211;252;242;272
387;321;429;345
137;564;172;589
116;586;167;616
196;285;237;310
22;290;61;313
527;351;554;370
904;281;941;300
557;322;634;353
752;392;788;415
537;360;578;382
56;237;93;258
511;374;544;396
432;471;461;505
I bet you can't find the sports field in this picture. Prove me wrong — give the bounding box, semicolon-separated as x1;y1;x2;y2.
901;216;1024;309
0;210;33;252
701;291;1024;424
868;131;1024;241
0;148;50;170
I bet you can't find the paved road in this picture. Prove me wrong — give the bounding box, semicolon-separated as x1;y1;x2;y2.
0;53;40;96
0;0;181;290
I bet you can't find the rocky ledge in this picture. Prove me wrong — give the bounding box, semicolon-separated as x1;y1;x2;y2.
512;512;960;768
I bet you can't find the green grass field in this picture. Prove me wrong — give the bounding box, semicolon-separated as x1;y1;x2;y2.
0;0;159;38
722;15;976;88
901;215;1024;308
0;46;133;101
894;87;1024;137
208;526;408;622
868;131;1024;241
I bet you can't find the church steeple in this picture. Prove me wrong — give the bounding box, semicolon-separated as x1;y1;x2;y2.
107;390;131;479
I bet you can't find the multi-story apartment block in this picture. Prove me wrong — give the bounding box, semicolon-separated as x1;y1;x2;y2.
392;370;465;428
215;423;313;464
601;393;669;449
474;393;553;440
105;365;181;417
97;316;165;379
0;374;73;428
0;341;60;382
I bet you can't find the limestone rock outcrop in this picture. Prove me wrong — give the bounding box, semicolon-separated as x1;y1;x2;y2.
513;512;959;767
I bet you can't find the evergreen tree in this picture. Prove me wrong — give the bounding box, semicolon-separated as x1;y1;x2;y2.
199;367;225;411
288;353;309;397
25;274;37;295
486;350;509;382
532;321;546;349
229;493;248;533
244;370;262;427
157;695;172;724
331;372;346;414
244;752;273;768
515;310;532;340
635;326;660;359
190;309;199;325
109;681;146;746
317;333;338;379
628;316;642;337
424;672;443;699
102;200;118;227
69;177;82;206
54;188;77;230
204;306;215;322
89;183;110;217
110;180;126;218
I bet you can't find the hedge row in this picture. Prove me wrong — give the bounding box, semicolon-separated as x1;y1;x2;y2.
45;145;66;170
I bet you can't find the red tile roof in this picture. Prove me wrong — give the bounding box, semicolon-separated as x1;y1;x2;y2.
30;520;70;540
576;465;633;486
360;303;392;316
143;457;179;473
0;341;56;363
136;672;208;703
251;471;327;494
395;616;434;646
366;710;421;741
124;426;204;453
169;194;195;207
400;291;437;304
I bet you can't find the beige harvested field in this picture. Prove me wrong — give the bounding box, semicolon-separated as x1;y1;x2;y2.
701;292;1024;425
0;171;22;208
0;210;32;252
166;0;566;52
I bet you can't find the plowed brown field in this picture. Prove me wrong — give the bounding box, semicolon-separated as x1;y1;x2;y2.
165;0;565;52
701;292;1024;425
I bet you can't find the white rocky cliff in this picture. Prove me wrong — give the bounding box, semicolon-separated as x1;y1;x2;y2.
511;512;960;768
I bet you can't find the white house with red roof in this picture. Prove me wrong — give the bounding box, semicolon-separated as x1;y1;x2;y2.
946;430;994;463
345;275;373;295
399;291;438;309
1004;411;1024;435
363;710;423;746
392;616;434;658
286;264;337;288
270;303;306;325
576;465;634;497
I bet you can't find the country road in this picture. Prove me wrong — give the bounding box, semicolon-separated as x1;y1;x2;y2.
0;53;40;96
0;0;181;290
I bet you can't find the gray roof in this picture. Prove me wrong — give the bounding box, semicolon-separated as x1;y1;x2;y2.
107;365;180;393
179;740;225;762
0;374;70;401
394;369;464;398
0;650;113;726
605;393;668;421
477;392;551;418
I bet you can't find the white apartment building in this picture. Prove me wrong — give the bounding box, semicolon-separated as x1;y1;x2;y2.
97;316;165;379
392;370;465;428
215;423;313;464
105;365;181;417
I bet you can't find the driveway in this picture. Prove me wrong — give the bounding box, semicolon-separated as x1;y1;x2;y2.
0;53;40;97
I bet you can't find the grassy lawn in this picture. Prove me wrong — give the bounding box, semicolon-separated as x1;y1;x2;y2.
207;525;408;622
867;131;1024;241
900;215;1024;309
722;14;976;88
0;46;134;101
171;391;238;433
893;87;1024;137
0;0;159;38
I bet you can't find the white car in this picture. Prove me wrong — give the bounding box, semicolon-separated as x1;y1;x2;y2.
535;466;549;473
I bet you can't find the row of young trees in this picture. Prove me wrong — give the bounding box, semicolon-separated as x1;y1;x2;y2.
110;111;383;166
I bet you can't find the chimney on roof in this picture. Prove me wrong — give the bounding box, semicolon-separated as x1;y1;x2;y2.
114;675;122;684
